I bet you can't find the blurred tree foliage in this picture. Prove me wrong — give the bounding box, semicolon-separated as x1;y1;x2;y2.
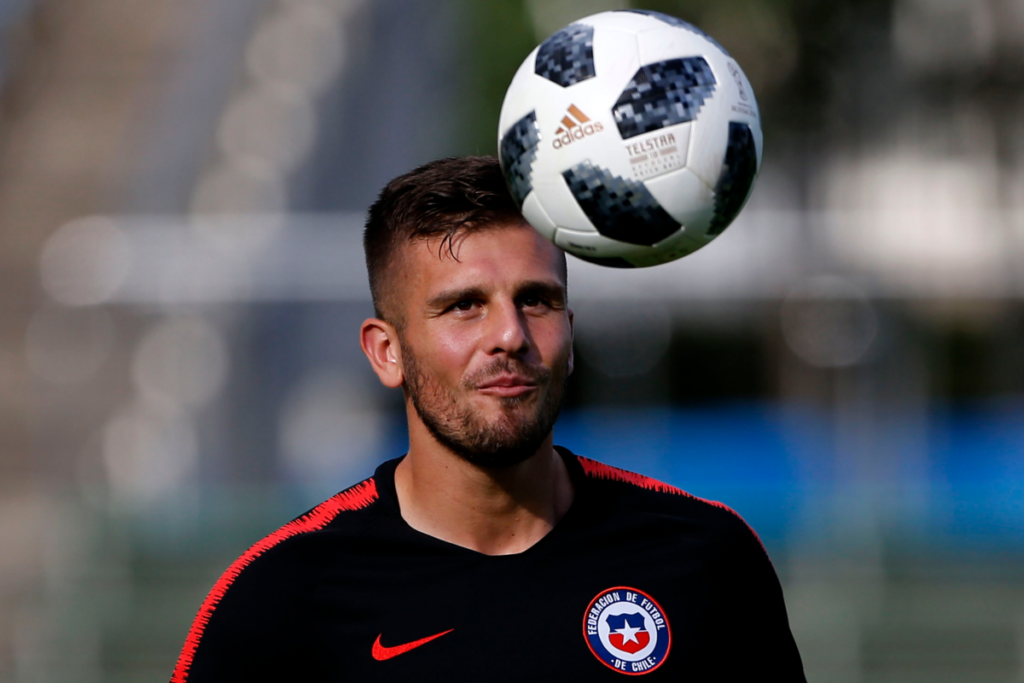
456;0;538;155
457;0;900;156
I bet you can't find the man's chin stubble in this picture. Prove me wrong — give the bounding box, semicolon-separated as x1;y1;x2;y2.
404;365;566;469
413;391;558;469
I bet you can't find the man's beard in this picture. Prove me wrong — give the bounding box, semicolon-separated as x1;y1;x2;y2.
401;343;568;469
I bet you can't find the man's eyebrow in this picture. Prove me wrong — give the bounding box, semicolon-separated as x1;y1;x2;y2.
516;280;566;302
425;286;487;311
424;281;566;312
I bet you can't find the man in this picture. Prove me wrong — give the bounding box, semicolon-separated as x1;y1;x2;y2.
171;157;805;681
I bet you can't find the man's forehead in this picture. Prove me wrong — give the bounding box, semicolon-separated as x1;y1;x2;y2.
398;224;567;289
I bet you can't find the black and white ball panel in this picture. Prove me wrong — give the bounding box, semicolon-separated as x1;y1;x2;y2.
612;57;717;140
619;9;733;57
562;161;679;246
508;28;645;237
709;121;758;236
535;24;596;87
644;168;715;240
499;110;540;207
553;215;703;267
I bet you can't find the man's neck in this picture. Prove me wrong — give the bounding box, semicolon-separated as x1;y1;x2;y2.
394;420;574;556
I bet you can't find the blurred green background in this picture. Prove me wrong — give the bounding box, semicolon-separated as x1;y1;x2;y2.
1;0;1023;681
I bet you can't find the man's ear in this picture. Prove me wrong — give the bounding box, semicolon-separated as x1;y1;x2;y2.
567;307;574;376
360;318;404;389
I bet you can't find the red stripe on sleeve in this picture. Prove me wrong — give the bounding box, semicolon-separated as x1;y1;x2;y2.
576;456;769;556
170;478;378;683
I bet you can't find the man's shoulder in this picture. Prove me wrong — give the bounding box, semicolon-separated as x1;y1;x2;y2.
171;476;382;683
574;454;768;553
225;475;381;574
576;454;736;518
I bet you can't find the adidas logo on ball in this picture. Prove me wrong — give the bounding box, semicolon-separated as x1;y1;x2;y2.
552;105;604;149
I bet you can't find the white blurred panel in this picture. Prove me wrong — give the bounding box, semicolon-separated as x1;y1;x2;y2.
43;205;1024;306
820;151;1008;297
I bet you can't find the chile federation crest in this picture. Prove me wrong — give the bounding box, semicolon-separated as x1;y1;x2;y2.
583;586;671;675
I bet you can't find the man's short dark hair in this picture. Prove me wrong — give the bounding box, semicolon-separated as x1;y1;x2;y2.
364;156;562;323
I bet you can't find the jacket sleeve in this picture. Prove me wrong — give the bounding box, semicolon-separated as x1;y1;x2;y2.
170;539;319;683
715;513;806;681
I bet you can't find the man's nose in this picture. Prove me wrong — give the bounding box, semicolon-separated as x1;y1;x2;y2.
486;300;530;356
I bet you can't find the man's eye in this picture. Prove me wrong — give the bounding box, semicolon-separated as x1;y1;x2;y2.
522;296;547;308
453;300;475;311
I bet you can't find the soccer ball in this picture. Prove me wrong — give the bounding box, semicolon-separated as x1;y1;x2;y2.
498;10;762;268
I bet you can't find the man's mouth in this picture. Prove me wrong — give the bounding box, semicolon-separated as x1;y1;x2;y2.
476;374;538;398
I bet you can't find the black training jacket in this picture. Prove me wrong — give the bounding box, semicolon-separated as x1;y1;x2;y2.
171;447;805;682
